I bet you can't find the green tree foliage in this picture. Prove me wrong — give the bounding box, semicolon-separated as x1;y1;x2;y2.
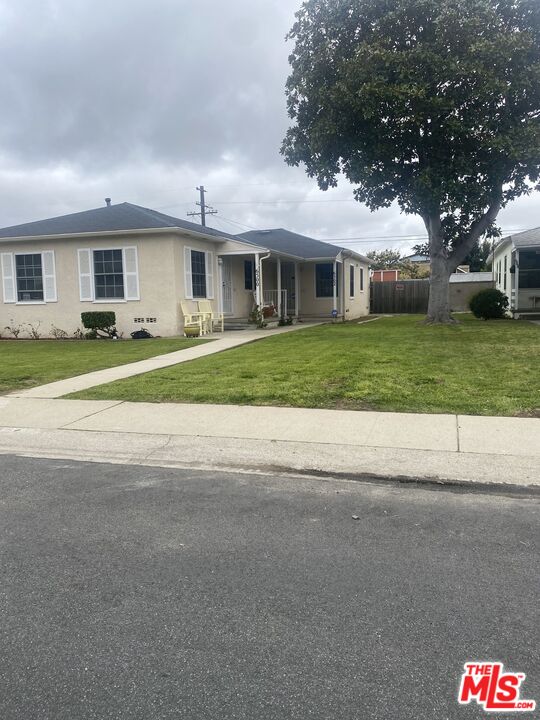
366;249;403;269
282;0;540;322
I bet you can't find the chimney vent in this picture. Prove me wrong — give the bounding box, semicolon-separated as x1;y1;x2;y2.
105;198;111;207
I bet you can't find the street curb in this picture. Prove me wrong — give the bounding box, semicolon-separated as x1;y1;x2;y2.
3;446;538;497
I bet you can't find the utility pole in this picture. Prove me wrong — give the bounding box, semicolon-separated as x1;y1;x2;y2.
187;185;217;227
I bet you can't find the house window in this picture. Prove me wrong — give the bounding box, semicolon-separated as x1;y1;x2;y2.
349;265;355;297
15;253;44;301
316;263;338;298
360;267;364;292
504;255;507;291
191;250;207;298
519;250;540;288
244;259;254;290
93;249;124;299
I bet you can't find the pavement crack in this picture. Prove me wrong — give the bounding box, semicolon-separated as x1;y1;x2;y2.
59;401;125;429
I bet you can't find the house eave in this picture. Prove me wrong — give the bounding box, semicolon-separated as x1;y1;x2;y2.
0;225;235;245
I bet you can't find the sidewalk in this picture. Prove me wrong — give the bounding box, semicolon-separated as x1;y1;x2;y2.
10;323;319;399
1;396;539;489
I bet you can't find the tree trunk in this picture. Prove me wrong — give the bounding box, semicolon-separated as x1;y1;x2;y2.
425;252;455;324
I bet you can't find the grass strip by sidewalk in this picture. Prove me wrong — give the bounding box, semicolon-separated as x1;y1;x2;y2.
0;337;211;394
67;315;540;416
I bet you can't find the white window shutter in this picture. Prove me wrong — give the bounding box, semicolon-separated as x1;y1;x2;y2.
206;251;214;299
42;251;57;302
78;248;94;301
123;246;140;301
1;253;15;303
184;246;193;299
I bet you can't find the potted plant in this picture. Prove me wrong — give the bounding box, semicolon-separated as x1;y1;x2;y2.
184;325;201;338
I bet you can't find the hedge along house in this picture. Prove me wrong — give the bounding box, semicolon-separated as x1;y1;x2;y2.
493;228;540;319
0;202;370;338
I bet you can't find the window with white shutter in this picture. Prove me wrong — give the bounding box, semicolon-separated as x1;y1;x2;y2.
78;248;94;301
1;253;16;303
123;247;140;300
42;251;57;302
184;246;193;299
205;251;214;299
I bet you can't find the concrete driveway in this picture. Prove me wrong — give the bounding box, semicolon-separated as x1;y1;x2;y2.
1;456;538;719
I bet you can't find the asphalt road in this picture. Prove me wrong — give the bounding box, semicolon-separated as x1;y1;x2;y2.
0;456;538;720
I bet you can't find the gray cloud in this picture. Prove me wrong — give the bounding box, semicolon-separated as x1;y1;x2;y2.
0;0;538;254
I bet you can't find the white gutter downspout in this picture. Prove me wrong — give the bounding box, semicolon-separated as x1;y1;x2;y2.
277;256;282;317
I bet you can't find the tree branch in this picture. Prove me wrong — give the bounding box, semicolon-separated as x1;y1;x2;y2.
448;189;503;268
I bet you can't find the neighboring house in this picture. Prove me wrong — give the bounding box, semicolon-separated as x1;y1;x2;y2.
0;202;370;337
371;269;399;282
401;252;431;269
449;272;493;312
493;228;540;318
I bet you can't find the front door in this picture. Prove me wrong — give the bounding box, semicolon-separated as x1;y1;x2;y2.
221;258;233;315
281;262;296;315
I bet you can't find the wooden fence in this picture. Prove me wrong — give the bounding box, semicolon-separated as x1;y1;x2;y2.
370;279;430;314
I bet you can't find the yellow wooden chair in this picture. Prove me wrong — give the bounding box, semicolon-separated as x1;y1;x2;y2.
198;300;224;333
180;301;206;336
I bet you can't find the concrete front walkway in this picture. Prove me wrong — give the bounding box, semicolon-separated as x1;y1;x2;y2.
9;323;319;399
1;396;539;489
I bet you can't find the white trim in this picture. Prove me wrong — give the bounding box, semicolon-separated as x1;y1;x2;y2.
294;261;299;317
16;300;46;305
184;246;193;299
42;250;57;302
1;252;15;303
205;250;214;300
277;257;282;316
78;248;94;301
123;246;140;301
332;260;337;311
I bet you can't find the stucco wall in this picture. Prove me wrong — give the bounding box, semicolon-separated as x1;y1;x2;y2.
299;260;369;319
449;281;494;312
0;231;232;338
1;234;181;338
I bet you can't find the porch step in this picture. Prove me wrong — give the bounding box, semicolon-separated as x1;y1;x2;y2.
224;320;253;331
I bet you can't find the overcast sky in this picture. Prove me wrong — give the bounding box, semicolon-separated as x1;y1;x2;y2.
0;0;539;254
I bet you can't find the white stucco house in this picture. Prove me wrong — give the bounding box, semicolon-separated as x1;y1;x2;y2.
492;228;540;318
0;201;370;337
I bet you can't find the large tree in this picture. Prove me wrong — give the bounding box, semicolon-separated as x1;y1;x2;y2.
282;0;540;323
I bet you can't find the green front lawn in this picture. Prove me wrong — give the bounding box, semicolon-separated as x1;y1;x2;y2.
0;337;210;394
67;316;540;416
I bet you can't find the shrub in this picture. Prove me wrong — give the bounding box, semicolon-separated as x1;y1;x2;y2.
26;322;41;339
469;288;509;320
81;311;117;338
50;325;69;340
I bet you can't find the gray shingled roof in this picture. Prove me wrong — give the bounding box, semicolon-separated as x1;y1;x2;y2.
495;227;540;250
237;228;369;262
0;202;239;241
